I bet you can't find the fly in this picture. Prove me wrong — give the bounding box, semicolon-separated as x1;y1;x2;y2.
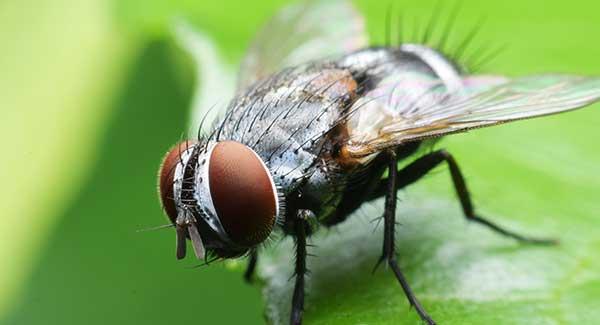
156;1;600;324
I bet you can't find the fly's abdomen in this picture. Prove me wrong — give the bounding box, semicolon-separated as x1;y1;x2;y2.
336;46;464;158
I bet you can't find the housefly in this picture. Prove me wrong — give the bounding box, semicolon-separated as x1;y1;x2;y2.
156;1;600;324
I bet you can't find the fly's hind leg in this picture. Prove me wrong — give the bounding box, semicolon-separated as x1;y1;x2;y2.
372;149;557;244
376;151;436;325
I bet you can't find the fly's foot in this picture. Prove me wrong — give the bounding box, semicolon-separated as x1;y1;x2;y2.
468;214;559;246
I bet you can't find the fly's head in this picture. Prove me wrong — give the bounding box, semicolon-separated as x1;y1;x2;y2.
158;140;281;260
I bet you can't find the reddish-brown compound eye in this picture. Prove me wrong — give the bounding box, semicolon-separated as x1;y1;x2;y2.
158;140;197;224
209;141;278;247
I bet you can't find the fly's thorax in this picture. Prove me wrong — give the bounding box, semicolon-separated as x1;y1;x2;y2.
213;65;361;194
158;140;282;259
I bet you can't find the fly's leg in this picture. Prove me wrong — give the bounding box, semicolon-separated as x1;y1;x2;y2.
372;149;557;244
244;249;258;283
290;218;308;325
376;151;436;325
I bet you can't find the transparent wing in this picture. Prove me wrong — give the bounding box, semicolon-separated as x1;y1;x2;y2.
346;74;600;157
237;0;368;91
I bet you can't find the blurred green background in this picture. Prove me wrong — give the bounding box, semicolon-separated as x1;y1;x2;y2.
1;0;599;324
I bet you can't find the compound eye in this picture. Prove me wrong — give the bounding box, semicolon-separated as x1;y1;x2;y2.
158;141;196;224
208;141;278;247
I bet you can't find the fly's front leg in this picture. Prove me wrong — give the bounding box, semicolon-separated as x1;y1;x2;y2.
377;151;436;325
370;149;556;244
290;215;309;325
244;249;258;283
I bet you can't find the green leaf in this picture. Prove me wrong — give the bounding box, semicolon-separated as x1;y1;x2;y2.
259;197;600;323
